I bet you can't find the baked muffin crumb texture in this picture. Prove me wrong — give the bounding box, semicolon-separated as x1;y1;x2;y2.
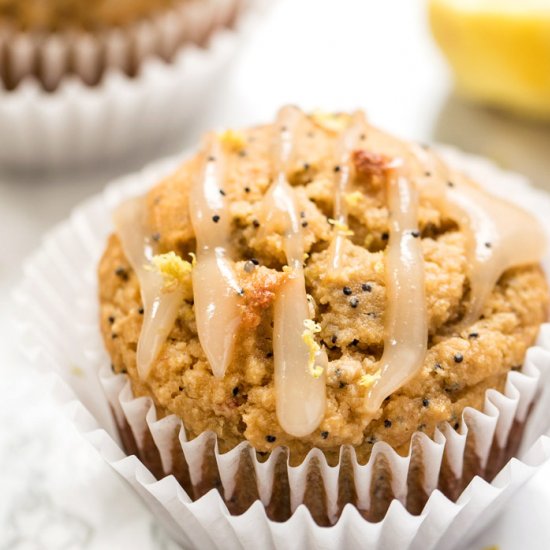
98;112;549;465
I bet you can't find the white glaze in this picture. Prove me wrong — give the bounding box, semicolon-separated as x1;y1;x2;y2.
329;110;368;270
113;198;184;379
449;179;547;326
415;147;547;328
365;165;428;412
264;105;327;437
189;134;242;378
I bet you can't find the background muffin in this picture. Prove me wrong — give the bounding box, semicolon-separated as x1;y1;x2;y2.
98;113;549;467
0;0;176;30
0;0;241;90
0;0;253;169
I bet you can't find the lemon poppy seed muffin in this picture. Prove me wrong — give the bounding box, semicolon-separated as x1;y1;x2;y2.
98;107;549;467
0;0;176;31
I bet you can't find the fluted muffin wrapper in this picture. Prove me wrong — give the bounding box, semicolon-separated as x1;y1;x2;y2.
0;0;240;91
0;0;262;169
14;148;550;549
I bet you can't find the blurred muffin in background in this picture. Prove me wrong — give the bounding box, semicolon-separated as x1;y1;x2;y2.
0;0;256;170
429;0;550;120
0;0;175;30
0;0;241;90
96;107;548;525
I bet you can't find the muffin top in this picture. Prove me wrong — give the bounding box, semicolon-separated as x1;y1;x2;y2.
99;106;549;464
0;0;176;31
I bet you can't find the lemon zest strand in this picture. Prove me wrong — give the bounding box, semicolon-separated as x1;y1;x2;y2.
148;252;193;291
302;319;324;378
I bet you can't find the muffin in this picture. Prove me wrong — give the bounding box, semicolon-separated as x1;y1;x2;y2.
0;0;251;169
98;106;549;522
0;0;241;90
0;0;175;30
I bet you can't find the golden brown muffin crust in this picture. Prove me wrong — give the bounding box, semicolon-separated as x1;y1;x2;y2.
0;0;177;31
98;115;549;465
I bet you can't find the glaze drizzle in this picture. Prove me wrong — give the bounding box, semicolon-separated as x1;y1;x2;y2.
113;197;184;379
415;147;546;328
449;180;546;326
261;105;327;437
364;163;428;413
189;133;242;378
329;110;368;270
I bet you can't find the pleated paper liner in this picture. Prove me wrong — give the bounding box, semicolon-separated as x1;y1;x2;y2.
0;0;266;169
0;0;241;92
14;147;550;549
98;337;549;526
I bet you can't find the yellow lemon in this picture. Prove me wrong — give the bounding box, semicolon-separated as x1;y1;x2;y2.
429;0;550;119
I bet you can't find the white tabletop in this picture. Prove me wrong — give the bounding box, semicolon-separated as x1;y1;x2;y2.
1;0;550;548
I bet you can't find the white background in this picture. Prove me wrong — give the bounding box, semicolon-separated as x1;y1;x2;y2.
1;0;550;548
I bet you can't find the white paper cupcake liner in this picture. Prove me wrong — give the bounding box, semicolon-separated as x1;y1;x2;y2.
0;0;264;170
0;0;240;91
14;147;550;550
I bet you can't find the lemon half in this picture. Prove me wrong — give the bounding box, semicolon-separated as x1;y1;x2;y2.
429;0;550;119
